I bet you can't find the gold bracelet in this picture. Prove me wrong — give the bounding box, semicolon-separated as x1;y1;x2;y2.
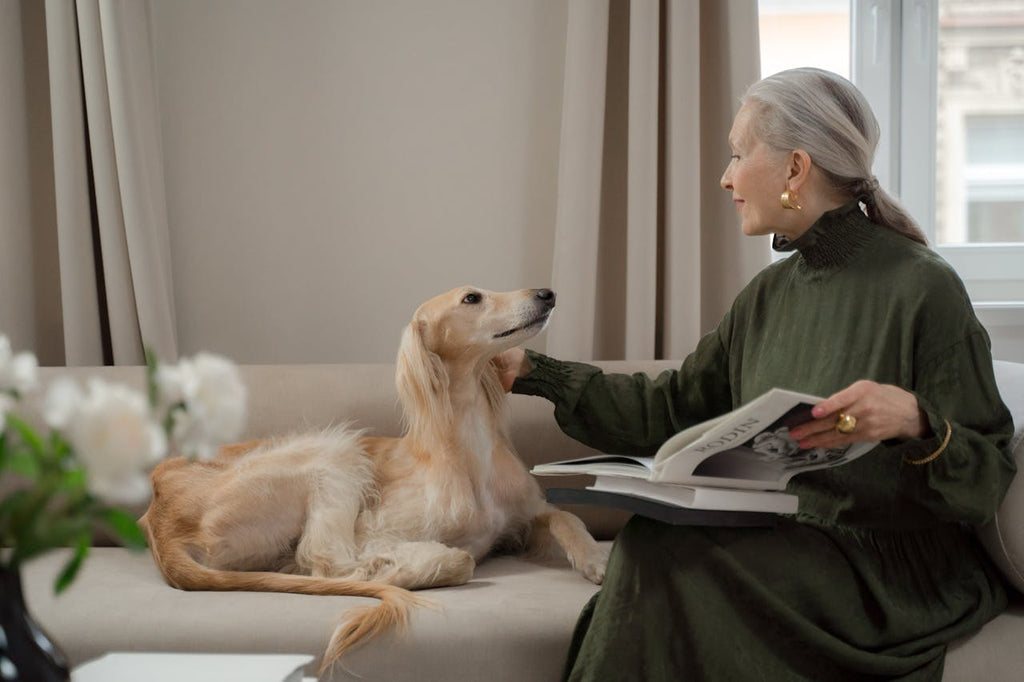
905;419;952;465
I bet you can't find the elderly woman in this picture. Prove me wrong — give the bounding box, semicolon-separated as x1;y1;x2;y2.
497;68;1016;681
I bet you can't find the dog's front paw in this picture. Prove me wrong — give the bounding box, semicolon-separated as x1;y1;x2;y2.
576;547;608;585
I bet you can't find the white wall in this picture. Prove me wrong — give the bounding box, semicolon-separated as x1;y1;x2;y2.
148;0;568;363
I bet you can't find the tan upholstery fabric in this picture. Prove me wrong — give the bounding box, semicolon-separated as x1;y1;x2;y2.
23;546;602;680
976;360;1024;593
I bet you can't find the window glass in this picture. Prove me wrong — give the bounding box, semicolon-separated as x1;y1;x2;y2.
938;0;1024;244
758;0;850;79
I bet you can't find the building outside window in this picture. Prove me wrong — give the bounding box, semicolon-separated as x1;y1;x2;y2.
938;2;1024;245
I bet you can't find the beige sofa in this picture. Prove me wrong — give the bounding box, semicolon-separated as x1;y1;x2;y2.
21;360;1024;681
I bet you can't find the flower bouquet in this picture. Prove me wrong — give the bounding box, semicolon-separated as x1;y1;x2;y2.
0;334;246;680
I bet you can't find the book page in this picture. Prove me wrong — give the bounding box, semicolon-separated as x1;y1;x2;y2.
650;389;876;489
531;454;654;478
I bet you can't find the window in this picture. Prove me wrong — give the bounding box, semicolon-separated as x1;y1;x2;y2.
961;114;1024;243
759;0;1024;308
758;0;850;79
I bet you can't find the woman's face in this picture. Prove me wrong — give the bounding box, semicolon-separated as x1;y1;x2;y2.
720;103;791;237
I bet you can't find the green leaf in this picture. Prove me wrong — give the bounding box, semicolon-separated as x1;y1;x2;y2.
5;450;41;479
163;400;187;440
49;431;73;466
54;535;90;593
145;347;160;408
0;488;33;539
97;507;148;550
15;512;87;563
4;414;44;457
59;467;88;494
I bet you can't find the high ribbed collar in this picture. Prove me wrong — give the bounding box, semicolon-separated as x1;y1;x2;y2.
772;200;877;269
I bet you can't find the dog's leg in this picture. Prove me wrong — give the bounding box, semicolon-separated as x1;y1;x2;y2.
293;429;377;577
529;506;607;584
355;541;475;590
295;491;362;578
295;464;369;577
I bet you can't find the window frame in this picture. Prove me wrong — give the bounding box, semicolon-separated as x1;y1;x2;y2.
851;0;1024;308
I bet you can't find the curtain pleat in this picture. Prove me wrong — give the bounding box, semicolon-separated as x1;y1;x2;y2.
624;0;660;360
548;0;611;362
661;0;704;357
44;0;177;366
546;0;768;362
44;0;106;366
93;0;178;363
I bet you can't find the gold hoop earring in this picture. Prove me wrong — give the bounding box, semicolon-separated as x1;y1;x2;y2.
780;189;802;211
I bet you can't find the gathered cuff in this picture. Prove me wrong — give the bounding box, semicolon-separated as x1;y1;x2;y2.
512;349;586;401
896;393;950;464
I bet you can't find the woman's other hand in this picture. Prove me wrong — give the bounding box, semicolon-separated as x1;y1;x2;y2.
492;347;529;392
789;380;930;448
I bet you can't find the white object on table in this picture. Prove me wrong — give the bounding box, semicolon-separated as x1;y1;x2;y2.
72;652;315;682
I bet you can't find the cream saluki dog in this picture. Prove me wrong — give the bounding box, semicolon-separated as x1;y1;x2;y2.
139;287;606;669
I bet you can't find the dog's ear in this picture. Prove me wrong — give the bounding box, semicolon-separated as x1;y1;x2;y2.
396;320;451;436
480;358;507;414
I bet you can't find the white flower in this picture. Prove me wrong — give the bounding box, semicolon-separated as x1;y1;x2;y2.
158;352;246;461
48;378;167;505
42;378;84;430
0;334;39;396
1;334;39;433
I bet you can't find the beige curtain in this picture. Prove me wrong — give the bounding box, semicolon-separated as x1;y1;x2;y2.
547;0;768;361
44;0;177;366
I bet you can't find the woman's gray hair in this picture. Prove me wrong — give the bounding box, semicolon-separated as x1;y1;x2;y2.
742;67;928;246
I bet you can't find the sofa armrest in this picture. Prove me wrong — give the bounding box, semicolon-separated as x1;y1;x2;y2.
977;360;1024;595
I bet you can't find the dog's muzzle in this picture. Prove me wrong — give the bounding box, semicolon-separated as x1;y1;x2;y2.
493;289;556;339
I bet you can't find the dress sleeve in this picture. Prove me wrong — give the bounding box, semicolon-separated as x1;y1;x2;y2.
897;330;1016;525
512;324;734;456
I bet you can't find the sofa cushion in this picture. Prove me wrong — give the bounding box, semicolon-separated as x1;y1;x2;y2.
23;546;603;680
976;360;1024;594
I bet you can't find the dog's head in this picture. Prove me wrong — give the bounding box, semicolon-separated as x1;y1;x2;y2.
406;286;555;362
395;287;555;435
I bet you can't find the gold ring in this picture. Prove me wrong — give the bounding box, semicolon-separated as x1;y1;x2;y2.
835;413;857;435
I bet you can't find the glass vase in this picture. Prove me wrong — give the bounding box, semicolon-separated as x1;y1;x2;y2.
0;564;71;682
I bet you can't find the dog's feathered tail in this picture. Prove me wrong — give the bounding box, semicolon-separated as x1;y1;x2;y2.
322;587;436;670
140;509;435;673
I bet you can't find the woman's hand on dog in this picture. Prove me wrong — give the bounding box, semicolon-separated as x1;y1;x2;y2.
493;348;529;392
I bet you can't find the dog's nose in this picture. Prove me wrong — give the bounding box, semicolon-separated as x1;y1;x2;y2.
535;289;556;304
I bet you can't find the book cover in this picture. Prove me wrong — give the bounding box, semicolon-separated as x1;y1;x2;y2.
588;475;798;514
545;487;781;527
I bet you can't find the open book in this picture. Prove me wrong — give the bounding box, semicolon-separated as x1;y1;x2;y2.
532;388;878;516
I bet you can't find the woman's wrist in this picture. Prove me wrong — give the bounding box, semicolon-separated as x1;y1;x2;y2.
519;349;533;378
903;407;931;441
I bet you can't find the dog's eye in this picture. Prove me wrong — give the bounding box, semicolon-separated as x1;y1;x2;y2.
461;292;482;305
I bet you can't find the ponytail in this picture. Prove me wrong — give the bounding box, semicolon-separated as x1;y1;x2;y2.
862;186;928;246
843;176;928;246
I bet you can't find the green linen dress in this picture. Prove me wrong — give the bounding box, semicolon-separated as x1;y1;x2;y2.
513;201;1017;681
